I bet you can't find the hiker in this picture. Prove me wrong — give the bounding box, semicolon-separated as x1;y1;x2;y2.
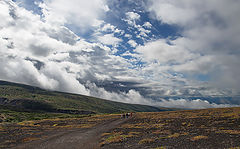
130;112;133;117
126;113;129;118
123;113;126;119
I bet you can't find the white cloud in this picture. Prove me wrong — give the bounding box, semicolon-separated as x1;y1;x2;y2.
39;0;108;32
42;26;79;45
85;81;238;109
0;0;127;97
148;1;198;25
97;33;122;46
0;1;13;28
138;26;151;37
154;98;235;109
173;55;215;74
127;40;137;47
101;23;116;32
1;0;240;109
144;0;240;91
126;11;140;21
125;11;140;26
124;12;151;40
121;51;139;58
124;34;132;38
86;81;151;105
48;52;70;61
143;22;152;28
135;39;196;64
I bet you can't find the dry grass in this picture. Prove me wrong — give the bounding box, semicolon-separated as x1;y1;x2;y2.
152;130;162;134
128;131;141;136
100;107;240;148
168;133;180;138
101;132;112;137
154;147;167;149
218;130;240;135
135;107;240;120
191;135;208;141
0;125;4;131
120;123;144;129
100;131;135;146
22;137;39;142
138;138;156;144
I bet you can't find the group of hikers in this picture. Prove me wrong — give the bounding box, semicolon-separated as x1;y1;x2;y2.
121;112;133;119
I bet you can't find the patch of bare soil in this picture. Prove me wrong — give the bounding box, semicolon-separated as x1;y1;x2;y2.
100;107;240;149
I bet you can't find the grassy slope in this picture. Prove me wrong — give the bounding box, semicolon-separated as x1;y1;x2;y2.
0;80;165;115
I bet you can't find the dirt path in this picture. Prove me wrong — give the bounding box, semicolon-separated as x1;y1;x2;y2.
11;118;129;149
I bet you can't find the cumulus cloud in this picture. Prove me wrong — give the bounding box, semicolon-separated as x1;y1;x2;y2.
0;0;119;95
143;22;152;28
0;0;239;109
39;0;109;32
135;39;196;64
128;40;138;48
97;33;122;46
86;81;150;105
126;12;140;21
124;11;141;27
143;0;240;91
0;0;156;107
101;23;116;33
124;34;132;38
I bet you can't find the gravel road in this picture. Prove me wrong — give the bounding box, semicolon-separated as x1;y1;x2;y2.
11;118;129;149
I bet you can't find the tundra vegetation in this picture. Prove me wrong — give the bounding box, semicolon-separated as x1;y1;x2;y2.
100;107;240;148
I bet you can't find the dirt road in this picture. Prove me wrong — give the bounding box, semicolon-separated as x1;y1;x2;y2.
11;118;128;149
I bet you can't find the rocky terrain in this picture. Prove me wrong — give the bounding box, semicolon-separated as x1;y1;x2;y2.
100;107;240;149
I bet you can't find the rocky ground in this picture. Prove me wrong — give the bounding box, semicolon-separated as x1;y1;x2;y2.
1;107;240;149
100;107;240;149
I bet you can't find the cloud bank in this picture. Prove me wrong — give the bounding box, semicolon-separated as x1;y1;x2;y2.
144;0;240;90
0;0;239;109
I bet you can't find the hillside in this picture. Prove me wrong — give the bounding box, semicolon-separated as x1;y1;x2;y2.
0;80;166;123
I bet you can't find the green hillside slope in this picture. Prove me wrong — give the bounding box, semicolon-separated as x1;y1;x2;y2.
0;80;165;115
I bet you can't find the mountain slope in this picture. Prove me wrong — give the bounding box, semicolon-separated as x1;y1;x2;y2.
0;80;166;114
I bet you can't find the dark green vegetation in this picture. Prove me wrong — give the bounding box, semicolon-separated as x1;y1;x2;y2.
0;105;86;123
0;80;164;123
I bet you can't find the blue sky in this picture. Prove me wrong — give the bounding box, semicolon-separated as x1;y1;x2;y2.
1;0;240;109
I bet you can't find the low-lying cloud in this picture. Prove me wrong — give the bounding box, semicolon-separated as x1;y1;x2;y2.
154;98;235;109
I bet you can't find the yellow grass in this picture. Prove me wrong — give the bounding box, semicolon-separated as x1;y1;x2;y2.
154;147;167;149
135;107;240;120
101;132;112;137
128;131;141;135
191;135;208;141
23;137;39;142
138;138;156;144
219;130;240;135
168;133;180;138
100;131;135;146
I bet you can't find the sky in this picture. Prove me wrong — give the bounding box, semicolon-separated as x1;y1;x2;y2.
1;0;240;109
